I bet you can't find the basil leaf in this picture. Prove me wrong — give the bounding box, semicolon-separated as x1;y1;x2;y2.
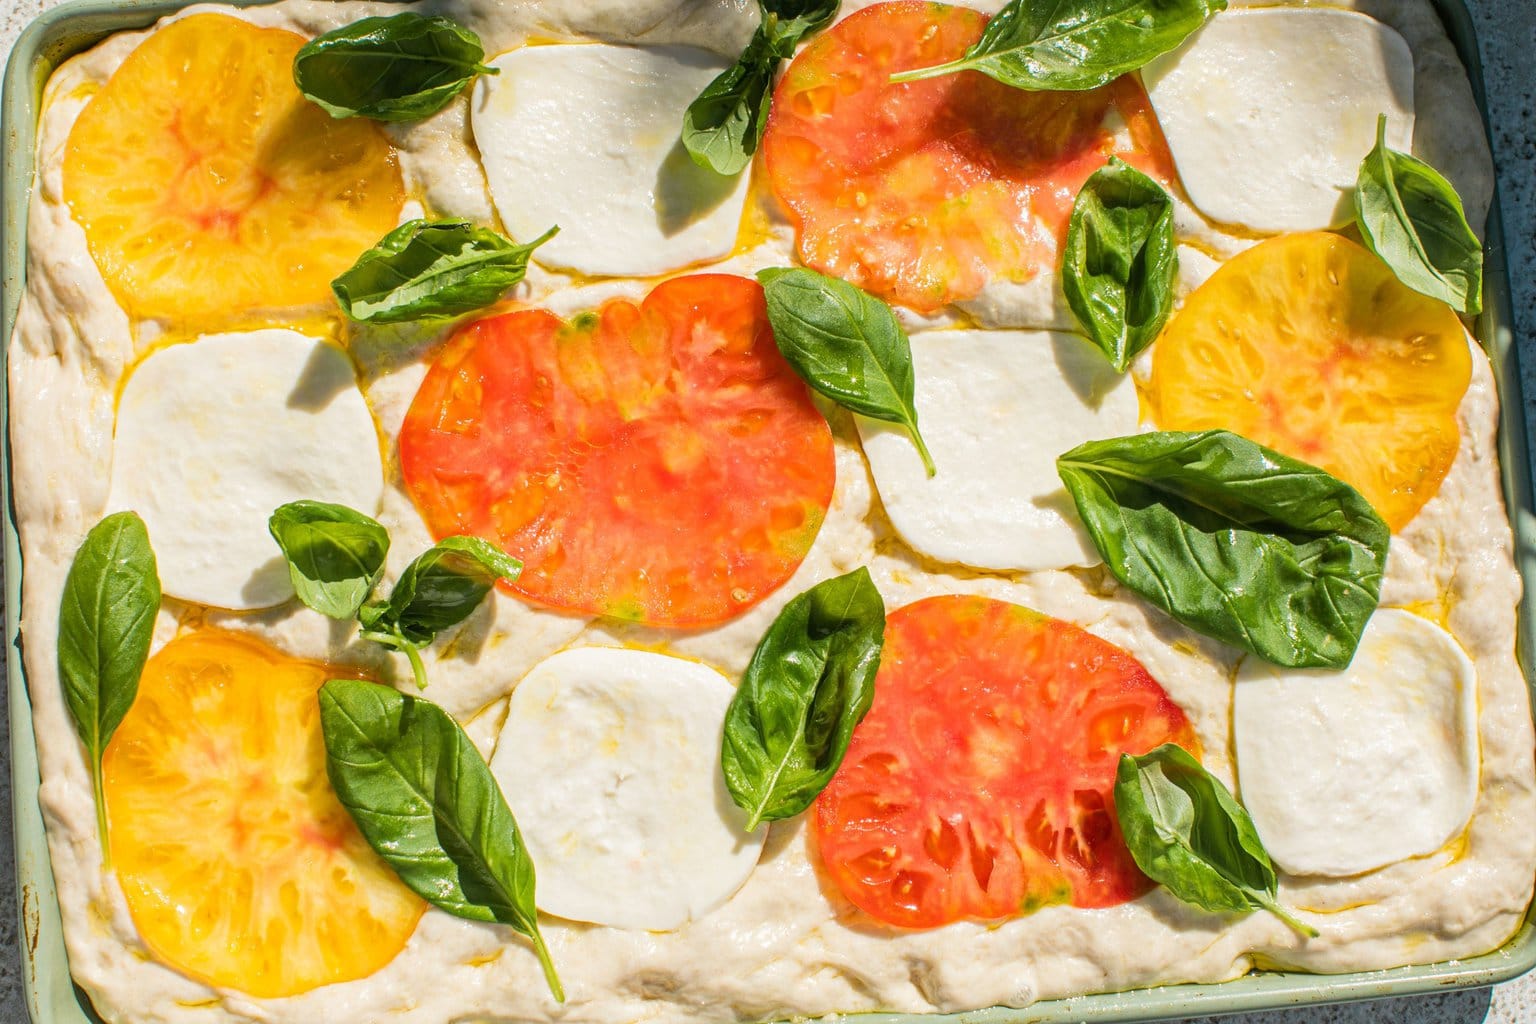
1356;114;1483;315
757;267;935;476
333;219;557;324
294;13;496;122
722;567;884;830
1115;744;1316;938
360;536;521;689
1057;430;1388;669
682;35;777;176
891;0;1226;90
57;512;160;866
1062;156;1178;372
319;679;564;1000
760;0;840;55
681;0;840;175
268;501;389;619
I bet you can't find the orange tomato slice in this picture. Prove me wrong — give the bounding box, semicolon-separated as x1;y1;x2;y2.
1147;232;1471;531
761;1;1174;314
103;630;423;997
63;14;403;321
398;274;836;627
815;595;1199;929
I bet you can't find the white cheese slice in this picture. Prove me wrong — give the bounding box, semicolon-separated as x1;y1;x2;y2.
1142;8;1414;233
490;647;764;930
1233;609;1479;877
106;329;384;610
856;329;1138;571
471;43;751;278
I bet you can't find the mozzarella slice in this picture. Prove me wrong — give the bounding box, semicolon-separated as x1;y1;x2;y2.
1233;609;1479;877
472;44;751;278
856;329;1138;571
490;647;764;930
107;329;384;610
1142;8;1414;233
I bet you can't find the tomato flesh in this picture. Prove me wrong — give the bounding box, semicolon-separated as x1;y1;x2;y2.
815;595;1200;929
762;1;1175;314
398;275;836;628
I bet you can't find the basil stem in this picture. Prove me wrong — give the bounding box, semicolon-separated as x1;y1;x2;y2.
722;567;885;830
58;512;160;867
268;501;390;619
682;0;840;175
890;0;1226;91
1062;156;1178;372
294;13;497;122
333;219;557;324
1356;114;1483;315
359;536;522;690
1115;744;1317;938
757;266;935;476
320;679;564;1000
1057;430;1388;669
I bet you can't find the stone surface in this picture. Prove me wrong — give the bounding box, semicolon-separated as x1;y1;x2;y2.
0;0;1533;1022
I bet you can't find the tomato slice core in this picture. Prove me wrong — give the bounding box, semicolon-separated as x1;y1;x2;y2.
399;275;836;627
762;1;1174;314
815;595;1200;928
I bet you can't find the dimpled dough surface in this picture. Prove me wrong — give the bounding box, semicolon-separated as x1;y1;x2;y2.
7;1;1533;1023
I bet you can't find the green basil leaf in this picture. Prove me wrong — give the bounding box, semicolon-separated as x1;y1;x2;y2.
1057;430;1388;669
1115;744;1316;937
58;511;160;866
319;679;564;1000
682;36;777;176
722;567;884;830
1062;156;1178;372
381;536;521;641
760;0;840;55
294;13;496;122
890;0;1226;90
757;266;935;476
1356;114;1483;315
681;0;839;175
268;501;389;619
333;219;557;324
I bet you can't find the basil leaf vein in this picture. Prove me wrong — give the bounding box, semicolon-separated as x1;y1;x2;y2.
890;0;1226;90
294;13;496;122
722;567;885;830
682;0;840;175
758;266;935;476
1355;114;1483;315
268;501;390;619
1056;430;1388;668
1114;744;1316;937
333;219;557;324
1062;156;1178;372
320;679;563;1000
58;511;160;866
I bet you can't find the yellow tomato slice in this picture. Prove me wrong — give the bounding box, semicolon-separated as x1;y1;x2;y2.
1148;232;1470;530
63;14;403;322
103;630;423;997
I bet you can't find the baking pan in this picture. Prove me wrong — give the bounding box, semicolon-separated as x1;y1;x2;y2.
3;1;1533;1021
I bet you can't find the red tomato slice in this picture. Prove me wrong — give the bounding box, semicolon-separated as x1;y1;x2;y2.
398;275;836;627
762;1;1175;314
815;595;1200;929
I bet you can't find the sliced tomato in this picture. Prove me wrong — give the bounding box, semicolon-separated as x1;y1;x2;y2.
815;595;1200;929
1148;232;1471;531
762;1;1175;314
105;630;423;997
398;274;836;628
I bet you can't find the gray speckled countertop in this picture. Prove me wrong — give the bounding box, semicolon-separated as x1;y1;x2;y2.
1;1;1534;1022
